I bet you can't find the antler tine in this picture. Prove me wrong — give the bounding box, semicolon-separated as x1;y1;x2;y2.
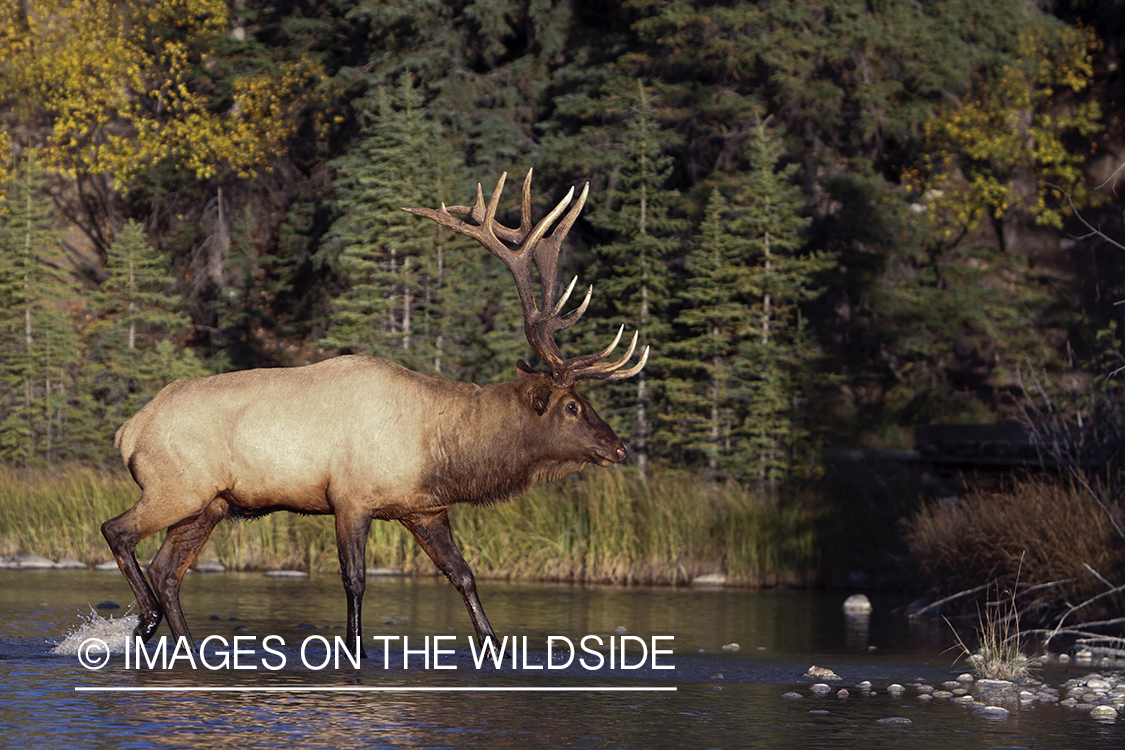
566;328;636;376
602;345;650;381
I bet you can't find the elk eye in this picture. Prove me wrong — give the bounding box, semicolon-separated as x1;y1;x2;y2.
565;401;579;416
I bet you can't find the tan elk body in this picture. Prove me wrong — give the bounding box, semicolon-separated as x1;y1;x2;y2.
102;171;647;652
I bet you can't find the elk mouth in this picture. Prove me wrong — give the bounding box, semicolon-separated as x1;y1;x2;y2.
592;444;627;466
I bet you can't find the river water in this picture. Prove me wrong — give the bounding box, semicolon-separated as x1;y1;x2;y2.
0;568;1121;749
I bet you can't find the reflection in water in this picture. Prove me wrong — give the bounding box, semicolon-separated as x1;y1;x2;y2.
844;612;870;652
1;570;1121;749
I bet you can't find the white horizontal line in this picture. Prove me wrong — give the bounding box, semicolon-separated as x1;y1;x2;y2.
75;686;677;693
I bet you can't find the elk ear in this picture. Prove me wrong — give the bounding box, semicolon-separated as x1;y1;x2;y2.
523;379;553;417
516;360;537;379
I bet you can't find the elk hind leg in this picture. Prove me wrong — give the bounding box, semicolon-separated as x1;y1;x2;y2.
102;506;165;641
147;498;229;646
400;510;497;646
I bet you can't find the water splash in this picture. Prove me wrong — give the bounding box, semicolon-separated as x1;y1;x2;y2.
51;606;139;656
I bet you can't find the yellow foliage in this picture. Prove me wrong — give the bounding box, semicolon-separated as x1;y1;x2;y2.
907;24;1103;237
0;0;324;187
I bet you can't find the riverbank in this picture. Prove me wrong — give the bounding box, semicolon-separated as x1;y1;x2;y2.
0;465;820;587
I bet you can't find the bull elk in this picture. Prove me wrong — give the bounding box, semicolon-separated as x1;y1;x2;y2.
102;170;648;653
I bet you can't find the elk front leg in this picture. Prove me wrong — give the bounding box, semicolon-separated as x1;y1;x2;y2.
400;509;497;646
335;511;372;657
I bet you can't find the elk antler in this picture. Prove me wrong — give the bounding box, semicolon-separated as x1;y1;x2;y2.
403;170;649;387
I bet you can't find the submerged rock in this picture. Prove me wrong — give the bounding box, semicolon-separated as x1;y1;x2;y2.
265;570;309;578
0;551;55;569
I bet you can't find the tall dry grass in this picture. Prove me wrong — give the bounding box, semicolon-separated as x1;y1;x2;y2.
904;474;1124;621
0;465;819;586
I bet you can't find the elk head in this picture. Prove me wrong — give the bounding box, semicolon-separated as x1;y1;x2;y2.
403;171;648;468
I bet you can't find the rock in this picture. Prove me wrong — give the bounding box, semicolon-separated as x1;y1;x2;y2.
53;557;87;569
1091;705;1118;719
781;692;803;699
810;683;832;696
856;680;872;690
2;551;55;569
691;573;727;586
194;559;226;573
96;600;120;609
842;593;872;614
265;570;309;578
613;626;628;634
973;706;1010;720
887;683;905;694
874;717;912;724
366;567;405;576
94;560;120;571
836;689;849;699
806;666;842;680
721;643;740;652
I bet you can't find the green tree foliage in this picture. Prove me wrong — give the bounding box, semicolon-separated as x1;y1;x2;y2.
320;74;517;381
84;219;207;445
584;82;686;475
671;119;832;485
0;155;84;465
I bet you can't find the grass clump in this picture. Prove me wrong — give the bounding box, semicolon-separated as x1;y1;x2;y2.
950;575;1040;681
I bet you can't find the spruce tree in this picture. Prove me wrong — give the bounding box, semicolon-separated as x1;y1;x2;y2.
85;219;206;453
667;190;753;474
0;153;83;465
730;118;833;490
321;74;469;375
585;82;686;476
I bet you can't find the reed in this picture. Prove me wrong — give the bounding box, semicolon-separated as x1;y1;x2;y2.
0;465;820;586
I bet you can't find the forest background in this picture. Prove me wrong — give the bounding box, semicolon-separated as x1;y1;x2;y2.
2;0;1125;605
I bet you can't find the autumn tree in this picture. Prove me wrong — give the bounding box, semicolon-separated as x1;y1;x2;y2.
906;22;1102;248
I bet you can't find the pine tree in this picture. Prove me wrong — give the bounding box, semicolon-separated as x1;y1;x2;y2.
0;153;83;465
85;219;206;452
666;190;753;474
729;117;833;490
320;74;469;375
585;81;686;476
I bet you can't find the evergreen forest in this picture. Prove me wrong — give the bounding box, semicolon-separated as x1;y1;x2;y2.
2;0;1123;497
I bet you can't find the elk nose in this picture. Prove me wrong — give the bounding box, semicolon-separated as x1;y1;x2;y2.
616;445;627;463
